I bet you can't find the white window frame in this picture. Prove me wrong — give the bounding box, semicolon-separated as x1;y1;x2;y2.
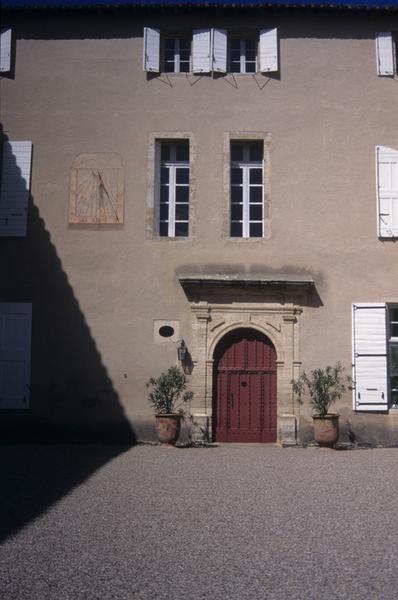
388;305;398;409
162;36;191;73
158;141;190;238
228;37;257;74
230;142;264;238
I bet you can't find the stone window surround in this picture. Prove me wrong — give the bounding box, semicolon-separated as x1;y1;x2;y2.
223;131;272;241
146;131;196;241
187;300;302;443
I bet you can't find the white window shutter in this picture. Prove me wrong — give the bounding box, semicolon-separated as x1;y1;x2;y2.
212;28;227;73
143;27;160;72
376;146;398;238
192;29;211;73
376;32;395;76
259;28;278;73
0;303;32;409
0;28;11;72
0;141;32;237
352;303;388;412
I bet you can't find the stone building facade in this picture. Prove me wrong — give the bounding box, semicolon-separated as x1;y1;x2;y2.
1;0;398;444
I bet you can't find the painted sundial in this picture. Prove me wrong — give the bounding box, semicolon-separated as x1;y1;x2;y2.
69;153;124;224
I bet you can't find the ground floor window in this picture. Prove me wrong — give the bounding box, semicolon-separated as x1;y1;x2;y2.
388;305;398;408
352;302;398;412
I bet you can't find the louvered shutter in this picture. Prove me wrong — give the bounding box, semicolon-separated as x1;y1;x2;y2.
376;32;395;76
0;141;32;237
212;29;227;73
376;146;398;238
352;303;388;412
143;27;160;72
259;28;278;73
0;28;11;72
0;303;32;409
192;29;211;73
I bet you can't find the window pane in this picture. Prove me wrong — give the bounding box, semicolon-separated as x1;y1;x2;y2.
391;308;398;321
231;186;243;203
230;39;240;51
159;221;168;236
249;187;262;203
180;39;190;51
249;223;263;237
164;62;175;73
164;50;175;61
160;186;169;203
231;204;243;220
231;145;244;162
161;145;170;161
175;222;188;236
390;345;398;375
392;323;398;337
250;205;263;221
230;62;241;73
176;142;189;162
175;204;189;220
180;61;190;73
231;168;243;185
249;143;263;162
246;50;256;61
246;39;256;50
160;204;169;220
391;391;398;408
165;38;175;50
245;62;256;73
250;168;263;184
176;168;189;184
230;222;242;237
175;186;189;203
160;168;169;184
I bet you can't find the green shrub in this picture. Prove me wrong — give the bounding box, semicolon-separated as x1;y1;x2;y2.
146;366;193;414
292;362;350;417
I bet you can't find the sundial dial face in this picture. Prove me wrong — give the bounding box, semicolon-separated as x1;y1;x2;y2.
69;153;124;224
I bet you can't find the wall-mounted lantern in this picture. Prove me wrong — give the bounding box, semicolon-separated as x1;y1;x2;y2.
177;339;187;363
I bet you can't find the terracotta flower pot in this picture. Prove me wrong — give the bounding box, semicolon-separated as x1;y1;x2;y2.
312;414;339;447
155;414;182;445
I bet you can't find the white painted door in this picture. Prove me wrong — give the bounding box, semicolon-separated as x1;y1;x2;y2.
0;303;32;409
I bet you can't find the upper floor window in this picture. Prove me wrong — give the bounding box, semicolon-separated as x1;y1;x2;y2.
229;37;257;73
376;146;398;238
159;140;190;237
163;37;191;73
143;27;278;74
230;141;264;238
376;32;397;76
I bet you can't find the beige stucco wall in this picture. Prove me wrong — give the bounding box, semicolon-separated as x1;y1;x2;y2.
1;8;398;442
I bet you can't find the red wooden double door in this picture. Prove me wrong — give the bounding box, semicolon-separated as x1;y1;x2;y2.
214;328;277;443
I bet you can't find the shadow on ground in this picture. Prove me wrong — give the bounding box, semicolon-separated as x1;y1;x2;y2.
0;444;131;541
0;127;136;541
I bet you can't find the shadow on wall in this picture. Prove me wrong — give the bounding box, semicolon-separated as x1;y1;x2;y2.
0;127;136;540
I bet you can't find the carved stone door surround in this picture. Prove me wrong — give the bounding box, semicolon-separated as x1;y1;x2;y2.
179;275;315;443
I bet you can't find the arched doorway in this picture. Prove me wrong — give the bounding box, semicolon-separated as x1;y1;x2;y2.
213;328;277;442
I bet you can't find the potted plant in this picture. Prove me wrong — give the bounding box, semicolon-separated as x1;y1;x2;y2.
146;366;193;446
292;362;350;447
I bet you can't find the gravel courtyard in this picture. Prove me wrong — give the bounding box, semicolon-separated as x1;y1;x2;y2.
1;444;398;600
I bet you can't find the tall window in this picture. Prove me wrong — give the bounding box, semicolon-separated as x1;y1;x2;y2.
388;306;398;408
229;38;257;73
162;37;191;73
159;141;189;237
230;141;264;238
